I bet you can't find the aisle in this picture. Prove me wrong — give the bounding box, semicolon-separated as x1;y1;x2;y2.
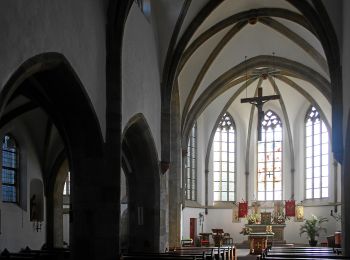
236;249;257;260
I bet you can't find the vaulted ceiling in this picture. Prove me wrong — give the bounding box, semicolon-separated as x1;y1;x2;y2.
152;0;332;146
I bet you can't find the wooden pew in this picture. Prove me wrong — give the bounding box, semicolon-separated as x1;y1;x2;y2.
121;256;201;260
260;246;350;260
120;253;205;260
168;245;235;260
0;247;70;260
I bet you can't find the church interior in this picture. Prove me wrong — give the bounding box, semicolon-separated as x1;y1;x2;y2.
0;0;350;259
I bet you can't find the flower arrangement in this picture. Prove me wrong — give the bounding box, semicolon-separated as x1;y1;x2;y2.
273;201;290;224
240;227;253;235
247;212;261;224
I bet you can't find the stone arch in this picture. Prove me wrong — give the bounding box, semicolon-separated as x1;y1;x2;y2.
122;113;160;252
0;52;104;258
51;156;69;248
183;55;330;145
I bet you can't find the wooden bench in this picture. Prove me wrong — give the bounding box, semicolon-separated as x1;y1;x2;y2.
259;246;350;260
0;248;70;260
169;245;235;260
121;253;205;260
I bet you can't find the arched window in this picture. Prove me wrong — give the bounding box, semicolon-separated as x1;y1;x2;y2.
305;106;329;199
213;113;236;202
2;135;19;203
257;110;282;201
185;123;197;201
63;171;70;196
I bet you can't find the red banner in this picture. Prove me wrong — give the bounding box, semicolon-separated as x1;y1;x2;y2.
285;200;295;217
238;201;248;218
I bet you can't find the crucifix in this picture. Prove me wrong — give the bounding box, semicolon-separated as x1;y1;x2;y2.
241;85;280;141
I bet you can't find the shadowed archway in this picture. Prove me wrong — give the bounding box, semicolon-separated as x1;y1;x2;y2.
122;114;160;253
0;52;106;259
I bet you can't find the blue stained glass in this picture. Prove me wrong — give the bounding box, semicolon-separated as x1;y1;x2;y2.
2;135;18;203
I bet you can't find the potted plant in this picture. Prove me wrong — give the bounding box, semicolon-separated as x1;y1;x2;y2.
299;214;328;246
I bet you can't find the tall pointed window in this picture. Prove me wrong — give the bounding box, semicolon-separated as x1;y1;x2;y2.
305;106;329;199
2;135;19;203
213;113;236;201
185;123;197;201
257;110;282;201
63;171;70;196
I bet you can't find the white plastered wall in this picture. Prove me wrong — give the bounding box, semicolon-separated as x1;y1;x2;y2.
122;3;161;155
0;119;46;251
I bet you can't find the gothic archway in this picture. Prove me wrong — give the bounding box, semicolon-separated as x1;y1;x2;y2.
0;52;104;258
122;114;160;252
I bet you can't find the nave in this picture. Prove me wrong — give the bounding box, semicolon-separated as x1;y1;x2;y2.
1;1;350;260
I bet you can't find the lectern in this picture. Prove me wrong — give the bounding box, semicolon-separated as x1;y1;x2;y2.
212;229;224;247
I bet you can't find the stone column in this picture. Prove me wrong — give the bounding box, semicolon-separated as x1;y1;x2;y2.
290;168;295;200
169;88;182;248
205;169;209;210
70;156;120;260
245;171;249;201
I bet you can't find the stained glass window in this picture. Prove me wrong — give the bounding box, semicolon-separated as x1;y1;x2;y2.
213;113;236;201
257;110;282;201
2;135;18;203
185;123;197;201
305;106;329;199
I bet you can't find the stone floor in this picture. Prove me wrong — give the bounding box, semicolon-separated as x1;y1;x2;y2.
236;249;258;260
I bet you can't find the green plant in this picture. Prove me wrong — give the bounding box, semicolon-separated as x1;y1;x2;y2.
247;212;261;224
239;227;253;235
299;215;328;241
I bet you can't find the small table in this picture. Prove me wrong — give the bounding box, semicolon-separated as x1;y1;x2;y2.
248;232;274;255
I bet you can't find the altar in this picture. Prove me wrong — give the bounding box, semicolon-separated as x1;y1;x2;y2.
245;224;286;243
248;232;274;255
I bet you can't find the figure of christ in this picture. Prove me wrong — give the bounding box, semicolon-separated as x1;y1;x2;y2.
241;86;280;141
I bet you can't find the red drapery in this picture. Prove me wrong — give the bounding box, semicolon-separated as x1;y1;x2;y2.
238;201;248;218
285;200;295;217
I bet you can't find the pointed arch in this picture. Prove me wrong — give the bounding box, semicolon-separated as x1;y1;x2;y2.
212;112;236;202
0;52;105;257
122;113;160;252
185;122;197;201
257;110;283;201
2;134;19;203
304;106;329;199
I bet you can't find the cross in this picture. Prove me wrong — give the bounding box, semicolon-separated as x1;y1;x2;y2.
256;241;261;249
241;86;280;141
266;171;273;178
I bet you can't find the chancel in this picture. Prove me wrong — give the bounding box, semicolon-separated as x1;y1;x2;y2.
0;1;350;260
